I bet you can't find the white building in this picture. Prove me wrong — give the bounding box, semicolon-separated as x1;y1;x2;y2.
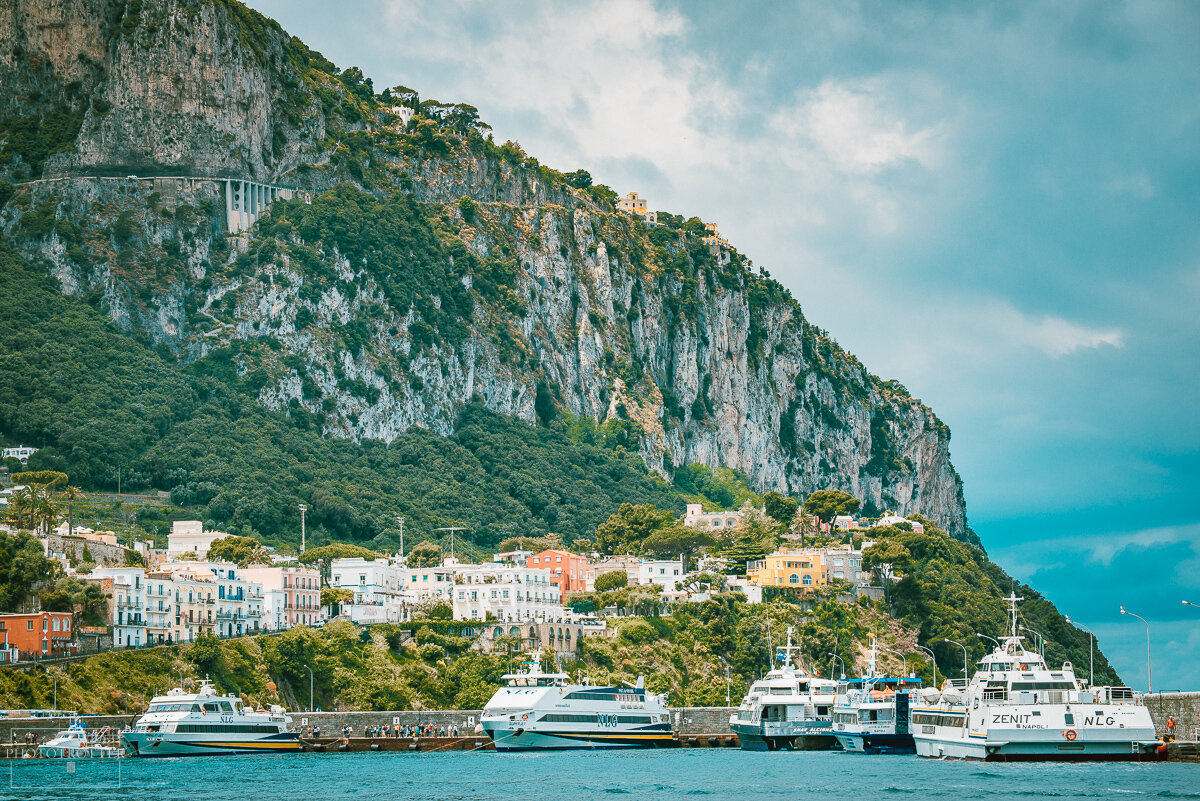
167;520;227;560
1;445;37;463
637;558;685;588
239;565;322;630
145;570;176;643
450;563;561;622
615;191;658;224
682;503;741;532
91;567;147;648
404;564;455;604
875;514;925;534
330;556;407;624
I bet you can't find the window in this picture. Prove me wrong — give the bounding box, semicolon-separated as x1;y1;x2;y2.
803;575;813;586
27;620;33;631
52;618;59;631
789;574;799;584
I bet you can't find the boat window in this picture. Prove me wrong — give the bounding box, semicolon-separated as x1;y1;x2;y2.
192;704;203;712
1010;681;1074;691
220;702;234;712
204;703;221;713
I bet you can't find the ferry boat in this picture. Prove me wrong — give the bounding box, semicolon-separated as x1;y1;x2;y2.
832;637;922;754
729;627;839;751
479;651;673;750
38;720;124;759
911;593;1163;761
121;679;298;757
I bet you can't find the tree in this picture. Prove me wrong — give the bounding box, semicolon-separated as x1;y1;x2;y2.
206;535;270;567
566;169;592;189
496;533;562;554
594;503;674;554
11;470;68;488
299;542;377;583
763;491;799;526
801;490;861;525
594;570;628;592
189;632;223;675
641;524;717;572
720;505;776;575
407;540;443;568
321;586;354;616
62;485;83;537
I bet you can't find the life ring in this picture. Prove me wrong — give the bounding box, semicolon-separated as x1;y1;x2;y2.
521;713;529;720
1063;729;1077;741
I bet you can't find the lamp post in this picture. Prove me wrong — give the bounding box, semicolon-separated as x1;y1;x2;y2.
1120;606;1152;693
298;503;307;555
828;653;847;680
1184;600;1199;609
940;638;969;682
1020;626;1046;658
303;663;314;712
975;632;1000;651
883;648;909;678
53;676;57;712
914;644;938;688
397;516;405;559
1063;616;1094;687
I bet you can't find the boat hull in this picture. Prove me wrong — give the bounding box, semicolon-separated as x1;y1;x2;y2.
835;732;915;755
482;723;674;751
121;731;299;757
914;736;1166;762
732;722;835;751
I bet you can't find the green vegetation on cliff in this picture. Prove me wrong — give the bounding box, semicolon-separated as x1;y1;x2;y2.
0;245;684;550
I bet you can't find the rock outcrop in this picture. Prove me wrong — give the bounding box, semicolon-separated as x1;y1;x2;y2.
0;0;975;541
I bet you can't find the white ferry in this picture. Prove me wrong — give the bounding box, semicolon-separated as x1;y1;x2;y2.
121;679;298;757
38;720;124;759
730;627;839;751
479;651;673;750
832;637;922;754
911;594;1164;761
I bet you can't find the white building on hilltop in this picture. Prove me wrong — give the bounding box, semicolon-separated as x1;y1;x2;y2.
330;556;407;623
1;445;37;463
615;191;658;225
450;563;561;622
167;520;228;560
636;558;685;589
875;515;925;534
682;503;741;532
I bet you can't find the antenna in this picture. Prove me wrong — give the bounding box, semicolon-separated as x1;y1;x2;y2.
434;526;466;559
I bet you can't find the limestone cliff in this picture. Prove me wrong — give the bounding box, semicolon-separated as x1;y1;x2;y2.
0;0;975;541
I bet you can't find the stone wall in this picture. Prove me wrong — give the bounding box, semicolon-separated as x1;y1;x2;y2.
1145;692;1200;740
44;534;131;567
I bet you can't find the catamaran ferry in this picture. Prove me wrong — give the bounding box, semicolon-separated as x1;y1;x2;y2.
121;679;298;757
832;637;922;754
730;627;839;751
479;651;673;750
911;593;1163;761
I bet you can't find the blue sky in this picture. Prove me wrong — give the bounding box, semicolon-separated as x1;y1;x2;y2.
247;0;1200;689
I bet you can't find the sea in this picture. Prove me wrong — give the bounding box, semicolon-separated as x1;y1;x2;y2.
3;750;1195;800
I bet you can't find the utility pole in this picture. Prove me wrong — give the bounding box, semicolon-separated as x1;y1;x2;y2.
397;516;404;558
298;503;307;555
435;527;465;560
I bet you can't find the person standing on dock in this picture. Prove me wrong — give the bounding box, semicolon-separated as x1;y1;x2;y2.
1166;716;1176;741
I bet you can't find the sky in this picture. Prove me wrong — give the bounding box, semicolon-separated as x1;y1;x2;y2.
246;0;1200;690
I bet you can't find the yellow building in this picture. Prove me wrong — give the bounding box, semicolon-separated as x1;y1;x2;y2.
747;550;828;591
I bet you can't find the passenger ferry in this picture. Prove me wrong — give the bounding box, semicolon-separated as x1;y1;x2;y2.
911;594;1163;761
121;679;298;757
832;637;922;754
730;627;839;751
479;651;673;750
38;720;124;759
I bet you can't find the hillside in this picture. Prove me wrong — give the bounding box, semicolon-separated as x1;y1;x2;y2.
0;0;973;542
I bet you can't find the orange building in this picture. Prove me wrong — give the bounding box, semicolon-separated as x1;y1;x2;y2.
0;612;76;659
526;550;594;596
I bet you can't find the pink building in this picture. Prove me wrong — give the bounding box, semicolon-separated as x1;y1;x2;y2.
240;566;322;629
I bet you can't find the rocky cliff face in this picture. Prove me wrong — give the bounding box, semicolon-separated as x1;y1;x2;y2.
0;0;974;541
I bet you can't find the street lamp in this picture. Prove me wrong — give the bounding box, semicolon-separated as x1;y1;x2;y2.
1120;607;1152;693
975;633;1000;651
883;648;909;678
940;638;969;682
1063;616;1094;687
828;653;847;680
1020;626;1046;658
298;503;308;555
913;644;938;688
1184;600;1199;609
303;663;314;712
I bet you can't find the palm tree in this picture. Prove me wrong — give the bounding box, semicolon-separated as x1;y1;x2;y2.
62;485;83;537
33;486;60;536
9;486;34;531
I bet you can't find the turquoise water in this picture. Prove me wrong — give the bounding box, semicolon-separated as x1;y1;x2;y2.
2;750;1195;800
